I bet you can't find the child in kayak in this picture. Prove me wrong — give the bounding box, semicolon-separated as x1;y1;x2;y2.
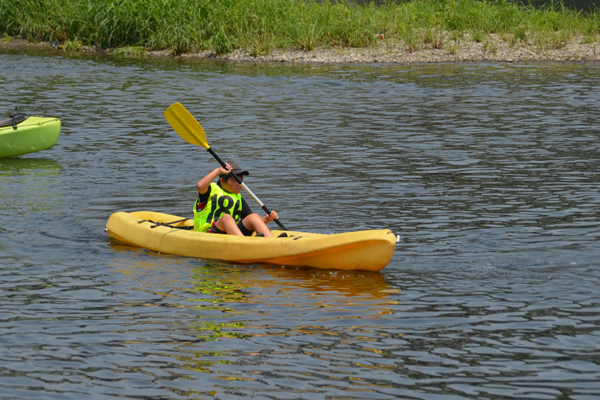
193;160;279;237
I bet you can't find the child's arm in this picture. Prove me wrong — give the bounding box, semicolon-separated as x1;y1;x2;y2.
197;163;232;194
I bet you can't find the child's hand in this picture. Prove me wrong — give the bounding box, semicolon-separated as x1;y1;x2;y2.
265;210;278;223
219;163;232;175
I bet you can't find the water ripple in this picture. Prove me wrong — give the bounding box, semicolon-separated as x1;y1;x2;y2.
1;50;600;398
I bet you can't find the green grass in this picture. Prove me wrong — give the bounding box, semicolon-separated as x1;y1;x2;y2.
1;0;599;55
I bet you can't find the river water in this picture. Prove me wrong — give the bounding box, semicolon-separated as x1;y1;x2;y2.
1;49;599;399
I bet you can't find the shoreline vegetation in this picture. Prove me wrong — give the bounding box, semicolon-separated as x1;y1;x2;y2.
1;0;599;64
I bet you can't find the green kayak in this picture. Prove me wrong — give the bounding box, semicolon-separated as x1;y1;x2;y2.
0;113;61;158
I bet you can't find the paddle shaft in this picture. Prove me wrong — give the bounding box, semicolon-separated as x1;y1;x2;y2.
207;147;287;230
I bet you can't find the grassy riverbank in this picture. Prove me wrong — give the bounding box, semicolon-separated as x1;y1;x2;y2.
1;0;599;58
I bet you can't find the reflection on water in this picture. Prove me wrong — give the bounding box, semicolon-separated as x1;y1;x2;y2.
0;157;61;172
111;254;401;393
112;247;397;342
0;157;63;247
0;157;61;190
1;49;600;399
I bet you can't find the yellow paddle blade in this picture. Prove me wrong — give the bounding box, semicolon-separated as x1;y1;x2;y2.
164;102;209;149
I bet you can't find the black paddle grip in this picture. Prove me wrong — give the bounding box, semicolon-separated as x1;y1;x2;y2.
207;147;227;169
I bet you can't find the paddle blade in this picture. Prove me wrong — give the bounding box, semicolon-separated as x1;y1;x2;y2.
164;102;209;149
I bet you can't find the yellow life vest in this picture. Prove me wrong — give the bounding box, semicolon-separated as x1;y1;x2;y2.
193;182;243;232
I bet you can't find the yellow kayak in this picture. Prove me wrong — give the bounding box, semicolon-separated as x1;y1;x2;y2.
106;211;398;271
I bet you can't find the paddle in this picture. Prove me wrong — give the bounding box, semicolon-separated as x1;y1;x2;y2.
164;102;287;230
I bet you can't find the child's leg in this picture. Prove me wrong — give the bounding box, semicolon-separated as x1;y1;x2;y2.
214;214;244;236
241;213;272;238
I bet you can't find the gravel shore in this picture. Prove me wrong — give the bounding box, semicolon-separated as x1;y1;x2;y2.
177;35;600;64
3;35;600;64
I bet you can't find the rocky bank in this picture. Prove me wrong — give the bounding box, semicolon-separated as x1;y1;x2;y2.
179;35;600;64
2;35;600;64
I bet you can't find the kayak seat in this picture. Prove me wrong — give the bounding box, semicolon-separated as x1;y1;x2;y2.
0;108;28;129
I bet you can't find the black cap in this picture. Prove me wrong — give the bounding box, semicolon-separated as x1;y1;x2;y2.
219;160;249;179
